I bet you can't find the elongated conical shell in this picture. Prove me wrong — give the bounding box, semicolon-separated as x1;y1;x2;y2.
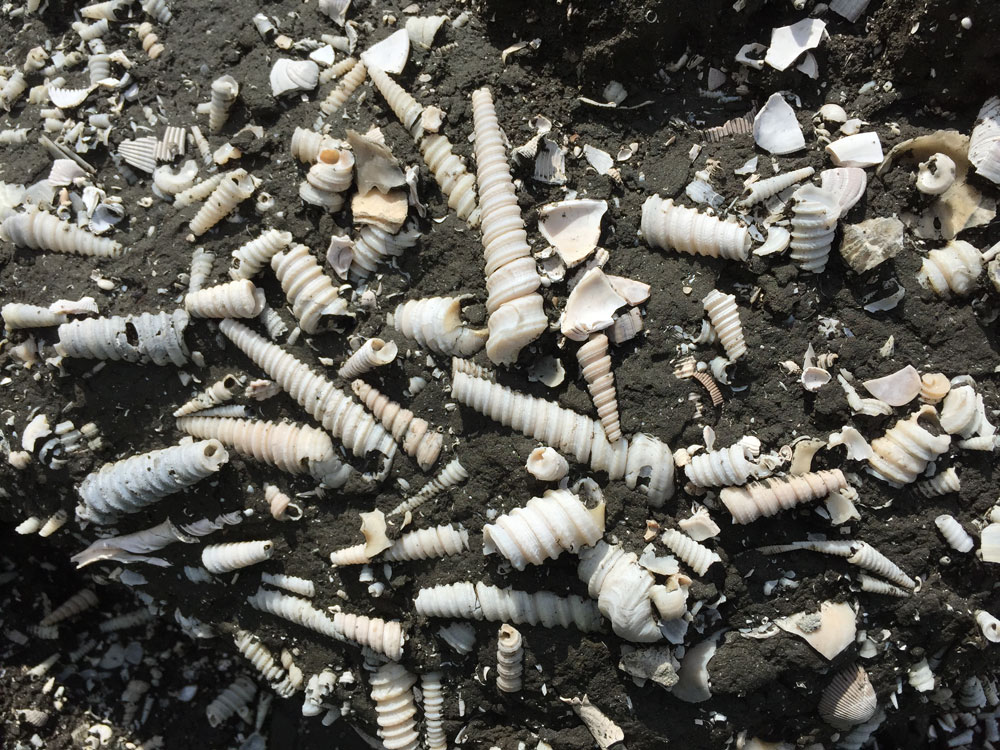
702;290;747;360
419;133;479;224
202;540;273;574
1;209;123;257
370;662;419;750
738;167;815;208
393;296;487;357
496;624;524;693
383;524;469;562
185;279;264;318
819;664;878;730
40;588;98;626
641;195;750;260
389;458;469;516
352;380;442;471
189;169;257;236
720;469;847;523
209;75;239;133
271;244;349;334
660;528;720;576
577;333;622;442
230;229;293;279
338;338;398;379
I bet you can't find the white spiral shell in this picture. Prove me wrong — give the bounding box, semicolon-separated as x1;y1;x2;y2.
702;290;747;360
720;469;847;524
137;23;164;58
299;148;355;211
737;166;815;208
908;659;935;693
857;574;910;597
660;529;721;576
98;608;154;633
450;370;676;506
1;209;123;257
471;88;547;364
482;489;605;570
577;333;622;442
976;610;1000;643
640;195;750;261
420;134;479;224
789;185;841;274
914;467;960;497
383;524;470;562
350;222;421;279
578;541;660;642
2;303;68;330
218;320;397;475
175;416;351;487
76;439;229;524
188;248;214;293
939;385;985;437
917;241;983;297
496;624;524;693
173;374;241;417
290;127;343;163
202;540;274;574
818;664;878;730
367;66;424;139
958;676;987;709
174;171;228;208
339;338;398;379
208;75;239;133
185;279;264;318
0;128;30;145
205;675;256;727
393;296;487;357
189;169;257;236
37;509;68;537
233;630;297;698
934;514;974;553
141;0;172;24
848;542;915;589
16;709;48;727
415;581;602;631
316;60;366;125
258;304;288;340
370;662;419;750
40;588;98;626
389;458;469;516
230;229;293;279
421;672;446;750
352;380;443;471
271;243;349;334
0;71;27;111
265;484;302;521
684;442;757;487
868;405;951;485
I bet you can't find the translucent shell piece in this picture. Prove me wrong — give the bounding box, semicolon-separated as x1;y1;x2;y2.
577;333;622;442
352;380;443;471
389;458;469;517
868;405;950;485
737;167;815;208
660;529;720;576
185;279;264;318
496;624;524;693
774;601;856;660
578;541;661;642
339;338;398;379
678;507;721;541
819;167;868;215
483;489;605;570
969;97;1000;184
917;240;983;297
826;133;884;168
76;439;229;524
173;374;241;417
370;662;419;750
702;290;747;360
419;133;479;224
349;222;421;280
861;365;921;407
935;514;974;553
189;169;257;236
1;209;122;257
918;372;951;404
526;446;569;481
752;92;806;154
41;588;98;626
819;664;878;730
685;443;757;487
393;296;487;356
201;540;274;574
720;468;847;523
641;195;750;260
230;229;293;280
914;467;960;497
789;184;840;273
299;148;354;211
271;244;349;334
538;199;607;267
939;385;984;437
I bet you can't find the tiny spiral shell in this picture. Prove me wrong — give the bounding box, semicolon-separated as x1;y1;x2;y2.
141;0;172;24
389;458;469;516
737;166;815;208
660;528;721;576
577;333;622;443
496;624;524;693
338;338;398;379
265;484;302;521
578;541;659;642
684;443;756;487
1;209;123;257
370;662;419;750
173;171;228;208
290;127;342;163
720;468;847;524
40;588;98;626
261;571;315;597
350;222;421;279
299;148;355;211
383;524;470;562
367;66;424;139
98;608;154;633
640;195;750;261
702;290;747;360
917;240;983;297
258;304;288;340
208;75;239;134
230;229;293;280
857;574;910;597
173;374;241;417
958;676;987;709
2;303;68;330
918;372;951;404
37;509;68;537
205;675;256;727
818;664;878;730
352;380;443;471
136;22;164;59
848;542;914;589
189;169;257;236
934;514;975;553
329;542;370;566
868;405;951;485
316;60;366;125
185;279;264;318
271;244;349;334
482;489;605;570
319;55;360;84
419;133;479;224
188;248;214;293
789;184;840;273
421;672;447;750
201;540;274;574
393;296;487;357
914;467;960;497
233;630;296;698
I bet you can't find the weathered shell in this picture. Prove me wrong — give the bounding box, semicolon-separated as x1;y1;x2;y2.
316;60;366;124
1;209;123;257
868;405;950;485
976;610;1000;643
202;540;274;574
839;217;904;273
969;97;1000;184
352;380;443;471
421;672;446;750
526;446;569;481
271;244;349;334
702;290;747;360
789;184;840;273
189;169;257;236
41;588;98;626
641;195;750;261
420;133;479;224
737;167;814;208
405;15;448;49
818;664;878;730
578;541;661;642
774;600;856;660
916;152;957;195
752;93;805;154
389;458;469;517
577;333;622;442
185;279;264;318
270;59;319;97
935;514;975;553
914;467;960;497
826;133;883;168
393;296;487;357
917;240;983;297
660;528;720;576
562;268;627;341
370;662;419;750
348;222;421;280
684;443;757;487
299;148;354;211
230;229;293;280
206;676;256;727
861;365;921;407
338;338;398;379
208;75;239;133
918;372;951;404
496;624;524;693
720;469;847;523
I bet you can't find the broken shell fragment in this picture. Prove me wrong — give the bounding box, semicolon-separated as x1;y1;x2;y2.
561;268;627;341
764;18;827;71
826;133;884;168
868;405;951;485
839;217;903;273
720;469;847;523
526;446;569;482
270;59;319;97
819;167;868;215
916;153;957;195
537;199;606;267
817;103;848;124
976;610;1000;642
862;365;921;407
917;240;983;297
753;93;805;155
560;695;624;750
969;97;1000;184
774;601;856;660
819;664;878;730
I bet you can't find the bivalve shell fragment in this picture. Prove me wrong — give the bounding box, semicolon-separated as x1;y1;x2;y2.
753;93;805;155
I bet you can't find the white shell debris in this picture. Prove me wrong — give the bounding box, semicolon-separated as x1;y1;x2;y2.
861;365;921;407
538;199;606;267
830;0;872;23
361;29;410;75
826;133;884;168
559;695;624;750
753;93;805;155
561;268;627;341
969;97;1000;184
774;601;856;660
526;446;569;482
671;633;720;703
764;18;827;72
916;153;957;195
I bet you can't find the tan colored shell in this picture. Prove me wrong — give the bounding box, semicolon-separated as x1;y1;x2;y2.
188;248;215;293
1;209;123;257
136;22;164;58
471;87;547;365
421;672;446;750
201;540;274;574
640;195;750;261
338;338;398;379
917;240;983;297
37;510;68;537
290;127;343;163
578;541;661;642
315;59;366;126
420;133;479;224
230;229;293;279
684;442;757;487
914;467;960;497
577;333;622;442
271;244;348;333
450;368;675;507
789;184;841;273
868;405;951;485
720;468;848;523
352;380;443;471
703;290;747;360
691;371;724;406
389;458;468;516
918;372;951;404
660;528;721;576
208;75;239;133
393;296;487;357
265;484;302;521
370;662;419;750
189;169;257;236
299;148;355;210
185;279;264;318
173;374;241;417
819;664;878;730
350;223;421;279
2;303;68;330
496;624;524;693
41;588;98;626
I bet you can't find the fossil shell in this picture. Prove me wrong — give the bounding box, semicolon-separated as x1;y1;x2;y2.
935;514;974;553
560;695;624;750
49;85;95;109
389;458;469;517
789;184;840;273
720;469;847;523
538;199;607;267
819;166;868;215
917;240;983;297
916;152;957;195
316;60;366;125
764;18;826;71
370;662;419;750
839;216;902;274
702;290;747;360
208;75;238;133
969;97;1000;184
419;133;479;224
685;443;757;487
830;0;872;22
908;658;935;692
677;507;721;541
939;384;989;438
347;129;405;194
671;633;720;702
819;664;878;730
561;268;626;341
861;365;921;406
421;672;446;750
190;169;258;236
496;624;524;693
976;610;1000;642
338;337;398;379
205;676;256;728
526;446;569;481
367;66;424;140
361;29;410;75
271;244;349;334
2;208;123;257
202;540;273;574
352;380;443;471
918;373;951;404
270;59;319;97
393;296;487;357
577;333;622;442
299;147;355;211
775;600;856;660
578;541;661;642
41;588;98;626
826;132;883;168
737;166;814;208
868;405;950;485
185;279;264;319
914;466;960;497
405;15;448;49
753;93;805;155
641;195;750;260
818;103;848;123
230;229;293;280
660;528;720;576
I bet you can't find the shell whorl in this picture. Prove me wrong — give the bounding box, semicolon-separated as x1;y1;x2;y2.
935;514;975;552
640;195;750;260
201;540;274;574
338;338;398;379
738;166;816;208
414;582;602;631
389;458;469;516
421;672;446;750
299;148;355;210
208;75;239;133
660;528;721;576
496;624;524;693
370;662;419;750
189;169;257;236
383;524;470;561
205;676;256;727
351;380;443;471
577;541;660;642
316;60;366;125
350;223;421;279
173;374;241;417
419;134;480;224
719;468;848;524
577;334;622;443
868;406;951;485
789;184;840;273
230;229;293;279
40;588;98;626
367;66;424;139
271;244;349;334
684;443;756;487
1;209;123;257
702;290;747;360
393;296;487;357
185;279;264;318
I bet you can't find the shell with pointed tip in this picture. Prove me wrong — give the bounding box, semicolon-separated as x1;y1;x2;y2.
352;380;443;471
720;469;847;523
415;582;602;631
141;0;172;23
819;664;878;730
702;289;747;360
206;676;256;727
660;528;720;576
914;467;960;497
338;338;398;379
789;184;840;273
917;240;983;297
271;244;348;333
389;458;469;516
367;66;424;139
0;72;27;111
935;514;975;553
868;405;951;485
173;374;241;417
370;663;419;750
383;524;469;562
496;625;524;693
969;97;1000;184
299;148;354;210
230;229;293;279
737;167;815;208
316;60;366;123
578;541;661;642
233;630;296;698
40;588;98;626
641;196;750;260
350;222;421;279
420;133;479;224
907;658;935;692
56;310;189;366
201;540;273;574
577;333;622;442
208;75;239;133
684;443;757;487
1;209;122;257
185;279;264;318
393;296;487;357
189;169;257;236
848;542;914;588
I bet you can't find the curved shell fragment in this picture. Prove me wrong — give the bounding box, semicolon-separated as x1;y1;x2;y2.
753;93;805;155
862;365;921;406
538;199;607;267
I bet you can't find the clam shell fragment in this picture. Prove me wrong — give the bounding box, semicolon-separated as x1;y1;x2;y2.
819;664;878;730
538;199;606;267
753;93;805;155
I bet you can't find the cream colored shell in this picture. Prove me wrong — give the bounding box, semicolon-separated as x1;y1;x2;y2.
684;442;757;487
482;489;605;570
97;608;153;633
205;676;256;727
918;372;951;404
352;380;443;471
450;369;675;506
719;468;847;523
389;457;468;516
578;541;660;642
868;405;951;485
737;166;815;208
185;279;264;318
1;209;123;257
189;169;257;236
201;540;274;574
857;574;910;597
908;659;935;692
350;223;421;279
290;126;343;163
188;248;215;293
393;296;487;357
299;148;355;211
233;630;297;698
640;195;750;261
218;320;397;476
230;229;293;279
702;290;747;360
789;184;840;273
496;624;524;693
917;241;983;297
338;337;398;379
76;439;228;524
525;446;569;481
848;542;915;589
208;75;239;134
316;60;366;125
914;467;960;497
939;384;984;437
265;484;302;521
271;244;348;334
660;528;720;576
174;171;228;208
0;71;28;111
934;514;974;553
471;87;547;364
367;66;424;140
154;160;199;196
2;303;68;330
136;22;164;58
370;662;419;750
40;588;98;626
420;133;480;224
173;374;241;417
383;524;470;562
437;622;476;654
819;664;878;730
421;672;446;750
976;610;1000;643
141;0;172;24
577;333;622;442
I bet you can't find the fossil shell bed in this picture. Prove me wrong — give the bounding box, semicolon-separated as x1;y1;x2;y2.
2;0;1000;748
